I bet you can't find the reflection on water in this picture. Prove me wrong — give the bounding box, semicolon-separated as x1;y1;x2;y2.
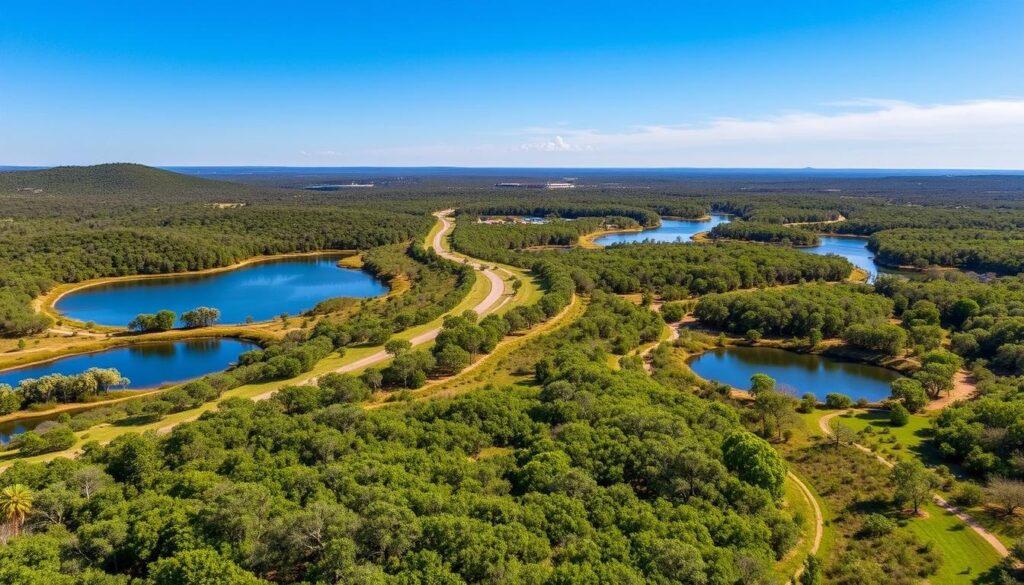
55;254;387;326
594;214;732;245
687;346;901;402
0;337;259;443
0;338;257;391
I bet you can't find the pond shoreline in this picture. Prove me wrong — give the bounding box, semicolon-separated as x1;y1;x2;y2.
0;327;274;373
35;249;362;330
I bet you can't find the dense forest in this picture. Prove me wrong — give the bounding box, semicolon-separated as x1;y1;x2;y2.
0;296;798;585
453;220;853;297
869;228;1024;273
708;221;820;246
693;284;893;339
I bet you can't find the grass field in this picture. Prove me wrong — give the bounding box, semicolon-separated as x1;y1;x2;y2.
904;501;1004;584
794;409;1006;582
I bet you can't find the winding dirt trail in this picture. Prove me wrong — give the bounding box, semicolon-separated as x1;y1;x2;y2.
787;470;824;584
249;211;507;401
817;410;1009;558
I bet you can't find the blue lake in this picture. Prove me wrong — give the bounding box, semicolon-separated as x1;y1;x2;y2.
686;346;901;403
594;214;732;245
0;338;258;391
55;254;387;326
803;236;880;281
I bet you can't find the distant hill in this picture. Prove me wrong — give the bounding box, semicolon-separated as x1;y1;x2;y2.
0;163;258;201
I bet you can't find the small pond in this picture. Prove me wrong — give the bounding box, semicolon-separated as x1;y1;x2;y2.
55;254;387;326
686;346;901;403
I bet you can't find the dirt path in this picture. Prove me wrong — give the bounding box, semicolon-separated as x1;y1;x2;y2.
248;211;507;402
817;410;1009;558
787;470;824;584
924;370;978;411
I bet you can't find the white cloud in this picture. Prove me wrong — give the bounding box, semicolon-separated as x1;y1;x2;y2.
513;99;1024;168
520;135;592;152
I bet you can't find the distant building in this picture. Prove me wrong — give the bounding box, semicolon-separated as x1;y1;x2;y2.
495;182;576;189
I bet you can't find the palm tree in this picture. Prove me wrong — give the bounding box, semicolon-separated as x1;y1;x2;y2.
0;484;33;536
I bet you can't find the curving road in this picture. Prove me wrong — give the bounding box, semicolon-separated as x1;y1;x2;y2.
322;211;506;376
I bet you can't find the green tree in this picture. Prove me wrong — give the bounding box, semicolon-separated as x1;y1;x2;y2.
828;418;857;447
147;549;267;585
750;373;776;395
181;307;220;328
434;344;471;375
890;460;937;514
890;378;928;412
722;431;787;499
797;393;817;414
384;339;412;357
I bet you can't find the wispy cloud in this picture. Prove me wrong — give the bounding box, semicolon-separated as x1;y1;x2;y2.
514;99;1024;168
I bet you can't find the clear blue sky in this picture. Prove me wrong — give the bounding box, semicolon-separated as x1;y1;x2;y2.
2;1;1023;168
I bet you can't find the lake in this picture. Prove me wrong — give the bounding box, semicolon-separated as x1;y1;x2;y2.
0;338;258;390
593;214;732;245
55;254;387;326
686;346;901;402
803;236;880;281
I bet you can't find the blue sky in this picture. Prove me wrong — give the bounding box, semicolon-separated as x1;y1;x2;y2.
2;1;1023;168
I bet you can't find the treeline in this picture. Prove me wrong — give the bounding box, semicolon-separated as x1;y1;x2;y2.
457;203;661;226
868;228;1024;274
825;206;1024;236
712;199;841;224
0;293;798;584
451;217;609;251
694;284;893;339
454;219;854;297
541;243;853;297
0;368;129;411
709;221;820;246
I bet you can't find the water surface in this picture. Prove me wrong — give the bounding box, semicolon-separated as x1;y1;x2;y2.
56;254;387;326
0;338;257;390
687;346;901;402
594;214;731;245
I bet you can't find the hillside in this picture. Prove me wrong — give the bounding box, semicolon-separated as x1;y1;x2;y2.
0;163;290;206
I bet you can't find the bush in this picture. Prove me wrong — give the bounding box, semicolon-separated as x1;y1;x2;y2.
825;393;853;409
889;403;910;427
797;393;818;414
861;514;896;537
952;482;984;507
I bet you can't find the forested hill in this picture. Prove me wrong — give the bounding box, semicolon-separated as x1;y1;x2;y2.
0;164;321;214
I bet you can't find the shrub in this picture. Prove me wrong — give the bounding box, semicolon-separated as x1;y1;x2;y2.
825;393;853;409
952;483;984;507
889;403;910;427
797;393;818;414
861;514;896;537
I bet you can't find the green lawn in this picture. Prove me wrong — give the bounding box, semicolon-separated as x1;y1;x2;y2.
903;502;1004;584
833;408;943;466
